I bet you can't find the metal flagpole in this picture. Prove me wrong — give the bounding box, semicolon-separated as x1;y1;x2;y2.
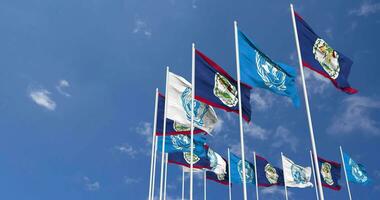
253;152;259;200
281;152;289;200
228;148;232;200
190;43;195;200
233;20;248;200
182;168;185;200
148;89;159;200
159;67;170;200
290;4;325;200
164;153;168;200
204;170;207;200
151;136;158;200
309;150;320;200
340;146;353;200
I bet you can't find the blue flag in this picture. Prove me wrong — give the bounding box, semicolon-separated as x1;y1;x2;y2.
157;134;207;157
229;153;255;184
156;94;205;136
195;49;252;122
206;170;229;186
255;154;284;187
168;150;211;170
294;12;357;94
343;152;371;185
238;30;300;107
318;157;342;190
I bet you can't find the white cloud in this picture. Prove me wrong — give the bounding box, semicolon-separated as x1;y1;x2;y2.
212;118;224;135
136;122;153;144
56;79;71;97
328;96;380;135
250;92;274;111
271;126;298;152
115;143;138;158
244;122;269;140
261;187;292;198
133;19;152;37
29;88;56;111
350;1;380;16
124;177;141;184
83;176;100;191
302;68;330;95
192;0;198;8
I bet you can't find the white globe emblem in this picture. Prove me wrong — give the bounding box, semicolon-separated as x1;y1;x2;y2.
255;51;287;91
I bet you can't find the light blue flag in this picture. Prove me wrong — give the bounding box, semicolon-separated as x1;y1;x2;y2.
343;152;371;185
238;30;300;107
157;134;207;157
229;153;255;184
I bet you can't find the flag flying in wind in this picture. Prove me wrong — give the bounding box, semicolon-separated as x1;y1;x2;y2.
168;150;211;170
294;11;357;94
157;134;207;157
156;94;205;136
194;49;252;122
166;72;218;133
317;156;342;190
229;153;255;184
238;30;300;107
282;155;313;188
255;154;284;187
343;152;371;185
206;148;229;185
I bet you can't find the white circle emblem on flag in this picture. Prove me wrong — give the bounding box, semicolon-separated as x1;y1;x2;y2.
265;163;279;184
291;164;308;184
255;50;286;91
183;152;200;165
321;162;334;186
238;160;254;183
170;134;191;151
213;72;238;107
313;38;340;79
349;158;368;183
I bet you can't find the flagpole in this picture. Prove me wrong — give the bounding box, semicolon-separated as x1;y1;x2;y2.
204;170;207;200
228;148;232;200
182;168;185;200
309;150;320;200
233;20;248;200
340;146;352;200
159;67;170;200
281;152;289;200
164;153;168;200
151;136;158;200
190;42;195;200
148;89;159;200
290;4;325;200
253;152;259;200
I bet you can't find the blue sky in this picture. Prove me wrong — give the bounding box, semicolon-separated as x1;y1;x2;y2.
0;0;379;199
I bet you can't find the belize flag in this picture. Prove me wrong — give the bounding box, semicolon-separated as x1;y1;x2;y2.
229;153;255;184
255;154;284;187
206;170;229;186
318;157;342;190
156;94;205;136
157;134;207;157
343;152;371;185
168;149;211;170
238;30;300;107
195;49;252;122
206;148;228;185
294;12;357;94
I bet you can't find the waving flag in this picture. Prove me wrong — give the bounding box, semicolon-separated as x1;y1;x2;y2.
195;49;252;122
294;12;357;94
206;170;229;185
343;152;371;185
282;155;313;188
157;134;207;157
206;148;228;184
166;72;218;133
238;30;300;107
156;94;205;136
318;157;342;190
255;154;284;187
168;151;211;170
230;153;255;184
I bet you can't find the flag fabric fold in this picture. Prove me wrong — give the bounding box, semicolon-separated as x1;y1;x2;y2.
238;30;300;107
318;157;342;190
168;151;211;170
255;154;284;187
343;152;371;185
195;49;252;122
282;155;313;188
206;148;229;185
156;94;205;136
294;12;357;94
229;153;255;184
166;72;218;133
157;134;207;157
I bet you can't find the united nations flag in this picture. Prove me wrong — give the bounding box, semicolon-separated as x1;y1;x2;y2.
255;154;284;187
317;156;342;190
238;30;300;107
157;134;207;157
229;153;255;184
342;152;371;185
282;155;313;188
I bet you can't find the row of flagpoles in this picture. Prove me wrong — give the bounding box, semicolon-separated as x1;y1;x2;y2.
146;4;369;200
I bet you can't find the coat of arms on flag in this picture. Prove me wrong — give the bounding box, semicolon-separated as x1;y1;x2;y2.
317;156;342;190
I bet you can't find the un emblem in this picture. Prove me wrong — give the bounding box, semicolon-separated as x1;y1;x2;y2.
291;164;308;184
265;164;279;184
349;158;368;183
213;72;238;107
313;38;340;79
183;152;200;165
238;160;254;183
255;51;287;91
170;134;191;151
321;162;334;186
